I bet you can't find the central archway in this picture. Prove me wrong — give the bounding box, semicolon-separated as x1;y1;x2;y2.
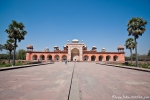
71;48;79;61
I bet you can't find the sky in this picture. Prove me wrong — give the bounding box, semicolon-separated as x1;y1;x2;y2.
0;0;150;56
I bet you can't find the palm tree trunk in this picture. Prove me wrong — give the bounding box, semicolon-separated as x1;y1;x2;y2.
134;36;138;67
13;39;17;66
8;51;11;63
130;49;133;64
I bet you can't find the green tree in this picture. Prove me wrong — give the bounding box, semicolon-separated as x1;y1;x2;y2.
0;44;4;59
16;49;26;60
4;39;15;63
5;20;27;66
0;54;8;59
132;53;137;61
127;17;147;67
125;38;135;64
0;44;4;51
148;50;150;57
125;56;130;61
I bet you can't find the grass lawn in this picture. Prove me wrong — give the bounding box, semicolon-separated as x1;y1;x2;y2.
119;62;150;69
0;60;40;68
0;64;11;68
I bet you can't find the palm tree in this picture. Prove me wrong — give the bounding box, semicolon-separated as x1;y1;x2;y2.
0;44;4;51
147;50;150;58
127;17;147;67
125;38;135;64
5;20;27;66
4;39;15;63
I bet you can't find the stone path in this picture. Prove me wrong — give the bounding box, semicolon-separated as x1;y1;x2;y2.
0;62;150;100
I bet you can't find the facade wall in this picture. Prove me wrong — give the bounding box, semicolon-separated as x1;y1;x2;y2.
26;52;125;62
26;52;68;61
82;53;125;62
26;40;125;62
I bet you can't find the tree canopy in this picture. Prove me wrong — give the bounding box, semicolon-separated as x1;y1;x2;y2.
127;17;147;39
4;39;15;52
5;20;27;65
148;50;150;57
4;39;15;63
127;17;147;67
0;44;4;51
16;49;26;60
125;38;135;50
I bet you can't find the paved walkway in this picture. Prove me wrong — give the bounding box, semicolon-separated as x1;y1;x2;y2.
0;62;150;100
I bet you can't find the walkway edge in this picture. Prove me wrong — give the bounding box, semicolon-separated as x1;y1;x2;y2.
99;63;150;73
0;62;53;71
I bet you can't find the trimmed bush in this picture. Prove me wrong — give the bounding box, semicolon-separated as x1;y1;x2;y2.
5;63;11;67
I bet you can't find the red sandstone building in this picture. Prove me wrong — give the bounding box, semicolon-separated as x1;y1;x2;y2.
26;39;125;62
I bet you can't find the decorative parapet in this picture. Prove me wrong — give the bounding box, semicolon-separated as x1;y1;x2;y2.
83;51;125;54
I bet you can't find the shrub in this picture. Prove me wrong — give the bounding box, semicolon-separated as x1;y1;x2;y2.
15;61;22;66
2;62;5;65
5;63;11;67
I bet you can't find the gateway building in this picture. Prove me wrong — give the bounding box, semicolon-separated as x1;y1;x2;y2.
26;39;125;62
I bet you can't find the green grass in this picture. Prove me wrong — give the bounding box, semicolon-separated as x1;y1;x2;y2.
0;64;11;68
0;61;39;68
0;61;23;68
121;62;150;69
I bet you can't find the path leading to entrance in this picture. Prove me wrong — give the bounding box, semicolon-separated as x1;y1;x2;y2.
0;62;150;100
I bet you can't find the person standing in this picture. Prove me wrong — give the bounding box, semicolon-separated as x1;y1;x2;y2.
65;60;67;64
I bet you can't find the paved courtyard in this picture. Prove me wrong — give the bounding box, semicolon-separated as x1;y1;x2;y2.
0;62;150;100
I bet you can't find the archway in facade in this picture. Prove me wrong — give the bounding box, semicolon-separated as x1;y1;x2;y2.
83;55;88;61
32;55;37;60
40;55;45;60
54;55;59;61
106;55;111;61
62;55;67;61
91;55;96;61
113;55;118;61
99;56;103;61
71;48;79;61
47;55;52;60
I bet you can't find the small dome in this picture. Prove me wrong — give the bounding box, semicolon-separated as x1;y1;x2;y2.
72;39;78;41
27;44;33;48
92;46;97;49
72;39;79;43
54;46;58;47
45;47;49;52
118;46;124;49
102;48;105;50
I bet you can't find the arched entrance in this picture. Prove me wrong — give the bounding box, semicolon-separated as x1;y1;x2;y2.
62;55;67;62
106;55;111;61
113;56;118;61
54;55;59;61
91;55;96;61
32;55;37;60
83;55;88;61
47;55;52;60
71;48;79;61
40;55;45;60
99;56;103;61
